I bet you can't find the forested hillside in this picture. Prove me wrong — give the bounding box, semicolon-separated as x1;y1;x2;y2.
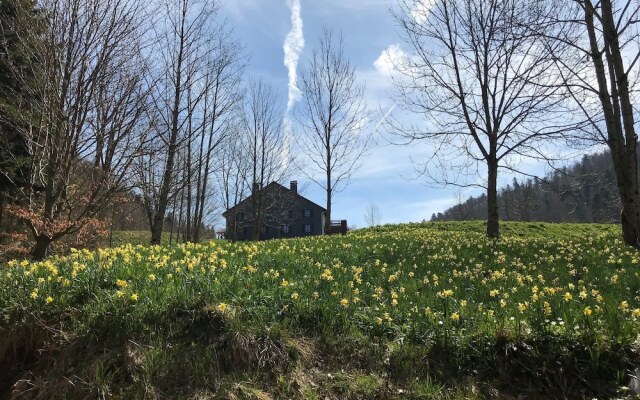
432;149;629;223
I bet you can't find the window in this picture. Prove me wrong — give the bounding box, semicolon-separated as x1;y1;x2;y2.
237;212;245;221
261;225;267;235
303;208;312;217
304;224;312;233
288;209;294;218
282;225;290;234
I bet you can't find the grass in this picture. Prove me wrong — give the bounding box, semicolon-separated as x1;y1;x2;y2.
0;221;639;399
107;231;172;247
108;230;219;247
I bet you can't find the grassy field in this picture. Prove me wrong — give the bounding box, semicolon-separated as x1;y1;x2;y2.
1;221;639;399
108;230;218;247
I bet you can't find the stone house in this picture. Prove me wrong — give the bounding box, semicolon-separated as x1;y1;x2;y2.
222;181;330;241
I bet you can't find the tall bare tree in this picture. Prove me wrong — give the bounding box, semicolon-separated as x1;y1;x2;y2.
173;32;245;243
391;0;574;238
243;80;290;241
547;0;640;247
216;124;249;241
295;29;369;235
1;0;151;259
137;0;221;245
364;202;381;226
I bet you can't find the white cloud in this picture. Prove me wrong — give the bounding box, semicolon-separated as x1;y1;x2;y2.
411;0;436;24
284;0;304;111
373;44;406;77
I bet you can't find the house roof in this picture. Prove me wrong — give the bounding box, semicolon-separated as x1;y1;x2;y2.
222;181;327;218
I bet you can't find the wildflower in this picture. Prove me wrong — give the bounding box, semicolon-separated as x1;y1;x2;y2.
438;289;454;298
130;293;138;301
563;292;573;302
217;302;228;312
291;292;299;301
451;312;460;322
518;303;527;312
632;308;640;319
116;279;128;288
340;298;349;307
583;306;592;316
280;279;289;287
30;288;38;299
312;292;319;299
579;290;588;300
116;290;125;298
489;289;499;297
619;301;629;312
148;274;156;282
375;317;383;325
46;296;53;304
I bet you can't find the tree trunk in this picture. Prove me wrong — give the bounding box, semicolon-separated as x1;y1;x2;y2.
583;0;640;248
487;158;499;239
32;235;52;260
619;183;640;247
325;187;332;235
150;221;163;245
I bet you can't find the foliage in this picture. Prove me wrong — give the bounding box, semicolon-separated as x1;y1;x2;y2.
433;149;627;223
1;222;639;398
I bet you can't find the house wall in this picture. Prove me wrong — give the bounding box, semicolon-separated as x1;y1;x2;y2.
225;184;325;241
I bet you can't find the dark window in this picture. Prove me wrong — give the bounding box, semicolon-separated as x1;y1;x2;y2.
304;208;312;217
288;209;294;218
304;224;312;233
261;225;267;235
237;212;245;221
242;226;248;235
282;225;290;234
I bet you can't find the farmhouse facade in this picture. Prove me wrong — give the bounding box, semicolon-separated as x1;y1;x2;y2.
223;181;330;241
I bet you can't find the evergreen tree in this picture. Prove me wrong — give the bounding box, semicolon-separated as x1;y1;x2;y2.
0;0;39;201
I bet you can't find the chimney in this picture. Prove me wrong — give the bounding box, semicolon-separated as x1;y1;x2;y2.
252;182;260;194
290;180;298;194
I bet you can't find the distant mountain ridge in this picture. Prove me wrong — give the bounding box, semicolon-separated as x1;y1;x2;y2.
431;149;631;223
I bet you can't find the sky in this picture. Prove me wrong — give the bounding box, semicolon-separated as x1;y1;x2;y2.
216;0;558;229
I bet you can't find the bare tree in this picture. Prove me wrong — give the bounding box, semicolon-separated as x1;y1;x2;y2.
546;0;640;247
391;0;574;238
1;0;151;259
364;202;381;226
137;0;221;245
171;32;245;243
216;124;249;241
242;80;290;241
295;28;369;235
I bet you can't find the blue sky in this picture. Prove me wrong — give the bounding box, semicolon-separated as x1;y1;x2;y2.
217;0;550;228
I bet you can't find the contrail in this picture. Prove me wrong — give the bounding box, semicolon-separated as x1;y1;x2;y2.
374;104;396;132
284;0;304;112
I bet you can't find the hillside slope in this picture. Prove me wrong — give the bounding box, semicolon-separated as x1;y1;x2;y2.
1;222;639;399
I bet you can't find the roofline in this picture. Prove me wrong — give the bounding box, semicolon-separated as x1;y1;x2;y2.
223;181;327;217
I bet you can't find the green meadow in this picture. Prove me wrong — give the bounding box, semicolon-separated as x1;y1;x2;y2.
1;222;639;399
